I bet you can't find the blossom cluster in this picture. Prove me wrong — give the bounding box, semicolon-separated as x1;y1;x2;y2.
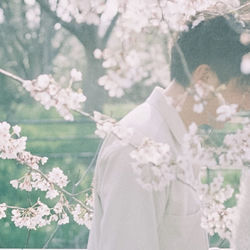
0;203;7;220
22;69;86;121
24;0;41;29
0;121;93;229
10;167;68;198
130;138;175;191
9;197;70;230
95;43;170;97
218;122;250;169
93;111;133;144
199;173;235;241
129;123;217;191
0;122;27;160
117;0;239;34
48;0;106;25
0;122;47;167
176;123;217;187
71;193;93;229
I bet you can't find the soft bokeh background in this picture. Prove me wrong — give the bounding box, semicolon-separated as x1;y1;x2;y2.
0;0;249;248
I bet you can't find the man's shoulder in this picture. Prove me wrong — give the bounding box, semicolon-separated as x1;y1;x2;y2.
120;102;164;135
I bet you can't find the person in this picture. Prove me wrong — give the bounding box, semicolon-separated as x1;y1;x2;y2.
87;15;250;250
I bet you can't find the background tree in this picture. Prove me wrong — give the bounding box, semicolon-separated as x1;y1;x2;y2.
35;0;119;111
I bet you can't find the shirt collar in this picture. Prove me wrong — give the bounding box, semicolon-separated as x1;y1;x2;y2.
146;87;187;145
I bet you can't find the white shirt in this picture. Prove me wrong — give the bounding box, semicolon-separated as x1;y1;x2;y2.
87;87;209;250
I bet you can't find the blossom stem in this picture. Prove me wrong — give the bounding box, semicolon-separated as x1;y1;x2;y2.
27;167;93;212
0;68;25;84
227;2;250;14
0;204;26;210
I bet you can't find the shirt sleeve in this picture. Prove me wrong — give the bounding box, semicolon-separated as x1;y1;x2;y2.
96;140;168;250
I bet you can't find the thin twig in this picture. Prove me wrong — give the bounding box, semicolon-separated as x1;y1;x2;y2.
0;68;25;83
75;139;103;187
25;229;31;248
227;1;250;14
43;224;60;249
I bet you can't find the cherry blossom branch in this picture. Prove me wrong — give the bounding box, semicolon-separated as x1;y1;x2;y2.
227;1;250;14
0;68;25;83
29;167;92;212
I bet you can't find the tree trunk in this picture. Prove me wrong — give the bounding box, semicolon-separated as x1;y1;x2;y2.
83;50;107;112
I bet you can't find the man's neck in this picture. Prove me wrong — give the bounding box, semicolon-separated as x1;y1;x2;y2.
164;82;219;128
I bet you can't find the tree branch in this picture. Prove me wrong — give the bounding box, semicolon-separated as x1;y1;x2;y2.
0;68;25;83
102;13;120;47
35;0;80;38
36;0;100;50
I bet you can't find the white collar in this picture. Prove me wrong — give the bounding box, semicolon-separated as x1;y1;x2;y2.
146;87;187;146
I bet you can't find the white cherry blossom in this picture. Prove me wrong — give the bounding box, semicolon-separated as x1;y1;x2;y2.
0;8;5;24
199;174;235;241
48;167;69;188
130;138;175;191
22;74;86;121
70;68;82;82
216;104;239;122
241;53;250;74
0;203;7;219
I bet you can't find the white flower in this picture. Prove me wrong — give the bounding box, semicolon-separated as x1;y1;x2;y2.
35;75;50;91
240;33;250;46
241;53;250;74
72;204;85;225
41;157;48;165
11;201;51;229
31;172;50;191
24;0;35;5
130;138;174;191
93;111;116;138
199;174;235;241
58;213;69;225
19;175;32;192
48;167;68;188
12;125;21;137
0;8;5;24
193;103;204;113
23;80;33;91
216;104;238;122
93;49;103;59
10;180;19;189
70;68;82;82
188;122;198;135
0;203;7;219
112;124;134;145
53;202;63;214
48;84;59;96
46;189;59;199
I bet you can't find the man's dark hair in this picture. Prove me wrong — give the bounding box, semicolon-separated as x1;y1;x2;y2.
170;15;250;87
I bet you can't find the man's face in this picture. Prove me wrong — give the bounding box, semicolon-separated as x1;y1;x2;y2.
182;68;250;128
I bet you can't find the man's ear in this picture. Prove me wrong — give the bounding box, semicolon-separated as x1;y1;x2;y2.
192;64;220;88
192;64;211;84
